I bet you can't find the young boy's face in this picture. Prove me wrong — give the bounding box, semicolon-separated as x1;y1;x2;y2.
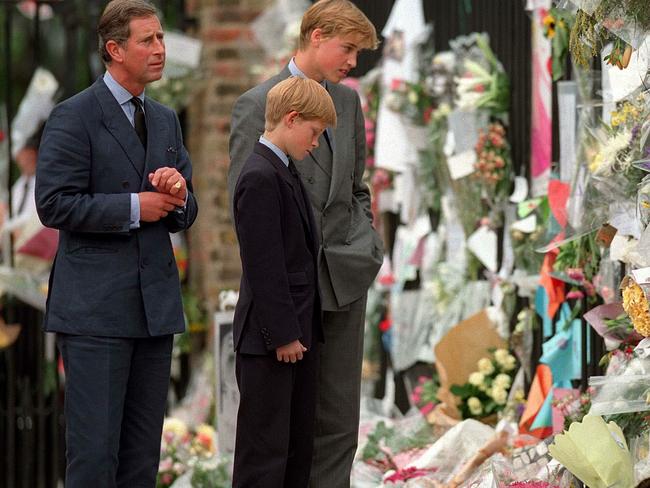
312;32;363;83
286;115;328;161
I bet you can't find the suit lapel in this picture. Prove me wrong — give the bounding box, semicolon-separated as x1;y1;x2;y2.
326;84;347;207
254;143;312;233
93;78;145;178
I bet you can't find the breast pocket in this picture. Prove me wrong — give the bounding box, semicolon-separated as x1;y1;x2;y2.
165;145;179;166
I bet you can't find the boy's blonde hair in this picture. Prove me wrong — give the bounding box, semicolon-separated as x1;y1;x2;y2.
299;0;379;51
265;77;337;131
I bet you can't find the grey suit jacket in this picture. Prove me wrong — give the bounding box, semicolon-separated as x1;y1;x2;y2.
36;77;198;337
228;67;383;310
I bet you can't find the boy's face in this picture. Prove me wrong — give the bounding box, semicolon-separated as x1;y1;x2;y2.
285;113;328;161
311;31;362;83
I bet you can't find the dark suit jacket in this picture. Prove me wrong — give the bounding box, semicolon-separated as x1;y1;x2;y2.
232;142;323;355
229;66;383;311
36;77;198;337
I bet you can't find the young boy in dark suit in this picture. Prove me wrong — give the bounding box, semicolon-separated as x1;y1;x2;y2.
231;76;337;488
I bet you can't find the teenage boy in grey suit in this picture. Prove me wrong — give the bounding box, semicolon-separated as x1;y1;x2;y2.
35;1;197;486
228;1;382;485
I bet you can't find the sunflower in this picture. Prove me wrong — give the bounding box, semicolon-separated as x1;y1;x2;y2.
543;14;556;39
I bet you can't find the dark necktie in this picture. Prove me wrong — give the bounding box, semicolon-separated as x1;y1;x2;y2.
130;97;147;149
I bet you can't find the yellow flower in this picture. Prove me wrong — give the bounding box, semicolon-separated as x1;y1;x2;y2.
469;372;485;386
589;153;604;174
162;417;188;437
543;14;556;39
494;373;512;389
491;386;508;405
477;357;495;375
622;281;650;337
468;397;483;415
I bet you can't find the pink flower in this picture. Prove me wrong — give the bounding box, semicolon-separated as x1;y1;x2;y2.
413;385;423;395
420;402;435;416
161;473;174;486
385;466;439;483
159;457;173;471
567;268;585;281
567;290;584;300
600;286;614;302
475;84;485;93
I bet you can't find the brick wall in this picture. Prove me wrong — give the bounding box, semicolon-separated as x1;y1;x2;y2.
185;0;270;313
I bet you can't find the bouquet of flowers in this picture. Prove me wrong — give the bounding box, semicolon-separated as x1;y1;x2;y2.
472;121;513;209
450;348;517;421
360;416;437;475
157;418;217;488
567;92;650;247
385;78;436;126
542;7;574;81
563;0;650;68
452;33;510;120
410;374;440;418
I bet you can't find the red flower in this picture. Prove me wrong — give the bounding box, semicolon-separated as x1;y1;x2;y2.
390;79;405;91
0;130;4;142
379;318;392;333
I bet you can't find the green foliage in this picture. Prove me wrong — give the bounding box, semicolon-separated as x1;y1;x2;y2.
553;232;601;282
361;421;435;464
190;458;231;488
569;0;650;67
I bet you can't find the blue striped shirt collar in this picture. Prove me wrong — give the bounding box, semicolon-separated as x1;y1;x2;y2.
103;71;145;107
259;135;289;168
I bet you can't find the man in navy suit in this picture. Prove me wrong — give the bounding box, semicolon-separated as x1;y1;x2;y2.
232;76;335;487
35;1;197;486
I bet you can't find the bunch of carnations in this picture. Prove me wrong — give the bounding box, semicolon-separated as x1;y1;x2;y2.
473;121;512;205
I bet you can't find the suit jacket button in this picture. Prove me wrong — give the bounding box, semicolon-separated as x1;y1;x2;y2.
122;181;130;189
308;177;315;184
345;239;351;245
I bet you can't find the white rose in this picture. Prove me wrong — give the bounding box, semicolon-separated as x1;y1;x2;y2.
468;397;483;415
502;355;517;372
477;358;495;375
494;348;509;363
491;386;508;405
494;373;512;389
163;417;188;437
468;372;485;386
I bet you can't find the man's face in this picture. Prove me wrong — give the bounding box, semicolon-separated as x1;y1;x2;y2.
286;114;327;161
312;33;362;83
115;15;165;90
